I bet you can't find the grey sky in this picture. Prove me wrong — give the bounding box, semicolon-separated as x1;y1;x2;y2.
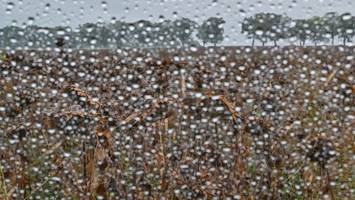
1;0;355;45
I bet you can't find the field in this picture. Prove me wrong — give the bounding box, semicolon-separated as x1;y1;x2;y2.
0;46;354;199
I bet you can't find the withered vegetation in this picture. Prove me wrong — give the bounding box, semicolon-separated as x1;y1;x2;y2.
0;46;354;199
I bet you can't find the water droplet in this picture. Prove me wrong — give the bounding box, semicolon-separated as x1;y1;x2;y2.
6;2;15;14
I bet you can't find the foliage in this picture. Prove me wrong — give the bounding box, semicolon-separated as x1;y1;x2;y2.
307;16;327;46
1;12;355;48
197;17;225;46
337;13;355;45
323;12;340;45
172;18;197;46
0;18;205;49
243;12;355;46
242;13;290;46
289;19;309;46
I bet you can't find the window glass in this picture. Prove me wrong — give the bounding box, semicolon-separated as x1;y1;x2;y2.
0;0;354;199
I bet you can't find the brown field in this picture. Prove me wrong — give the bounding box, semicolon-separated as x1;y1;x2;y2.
0;46;354;199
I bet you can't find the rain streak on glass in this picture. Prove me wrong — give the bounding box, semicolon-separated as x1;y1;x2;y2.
0;0;354;199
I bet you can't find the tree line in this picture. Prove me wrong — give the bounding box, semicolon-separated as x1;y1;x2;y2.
0;12;355;49
242;12;355;46
0;17;225;49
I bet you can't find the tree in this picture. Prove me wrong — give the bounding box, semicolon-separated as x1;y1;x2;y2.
35;27;53;48
324;12;339;45
23;25;40;48
172;18;197;47
197;17;225;46
289;19;309;46
250;13;269;46
156;20;178;47
134;20;155;47
50;26;72;48
0;29;4;48
268;14;291;46
97;24;113;48
241;16;257;46
78;23;100;49
108;20;129;48
338;13;355;46
241;13;289;46
308;16;327;46
0;26;24;48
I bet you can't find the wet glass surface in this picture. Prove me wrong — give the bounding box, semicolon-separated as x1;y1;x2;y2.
0;0;354;199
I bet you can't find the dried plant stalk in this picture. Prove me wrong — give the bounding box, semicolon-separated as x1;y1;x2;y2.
325;70;338;85
122;98;173;124
69;85;102;109
181;74;186;98
219;95;238;121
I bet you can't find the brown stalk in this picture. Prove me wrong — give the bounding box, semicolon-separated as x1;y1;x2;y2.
181;74;186;98
158;119;169;192
69;85;102;109
122;98;174;124
43;141;63;156
0;162;8;200
325;70;338;86
219;95;238;121
204;90;238;121
58;110;99;121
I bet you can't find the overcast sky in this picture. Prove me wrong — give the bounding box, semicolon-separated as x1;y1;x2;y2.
1;0;355;45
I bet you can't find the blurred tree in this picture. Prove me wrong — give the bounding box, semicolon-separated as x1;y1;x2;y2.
2;14;353;48
172;18;197;47
289;19;309;46
0;29;4;47
157;20;180;48
108;20;129;48
55;37;65;48
197;17;225;46
98;24;114;48
134;20;155;47
253;13;268;46
36;27;53;48
308;16;327;46
242;13;289;46
24;25;40;48
78;23;100;49
0;26;24;48
324;12;340;45
241;16;257;46
51;26;72;48
338;13;355;46
267;14;291;46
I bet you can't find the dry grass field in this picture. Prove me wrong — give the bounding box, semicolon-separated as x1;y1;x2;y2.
0;46;354;199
